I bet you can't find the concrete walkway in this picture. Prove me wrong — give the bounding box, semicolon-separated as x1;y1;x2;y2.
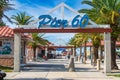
5;59;120;80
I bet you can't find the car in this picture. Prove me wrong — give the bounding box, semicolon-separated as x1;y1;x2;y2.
0;70;6;80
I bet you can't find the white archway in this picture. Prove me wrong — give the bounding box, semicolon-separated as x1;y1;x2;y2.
13;3;111;73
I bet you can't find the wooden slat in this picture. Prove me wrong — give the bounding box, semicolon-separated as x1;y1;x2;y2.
13;28;112;33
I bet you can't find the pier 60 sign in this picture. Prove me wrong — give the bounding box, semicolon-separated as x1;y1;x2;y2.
38;14;89;28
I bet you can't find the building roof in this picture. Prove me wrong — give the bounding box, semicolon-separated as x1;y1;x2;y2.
0;26;14;37
0;26;32;39
82;40;120;47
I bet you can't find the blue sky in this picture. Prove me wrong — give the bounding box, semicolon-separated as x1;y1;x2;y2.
5;0;91;45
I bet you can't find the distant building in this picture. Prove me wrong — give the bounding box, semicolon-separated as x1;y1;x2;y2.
0;26;32;67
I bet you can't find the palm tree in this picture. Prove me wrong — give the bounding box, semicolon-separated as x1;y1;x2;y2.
28;33;49;60
75;33;102;65
79;0;120;69
76;33;89;63
68;37;76;46
73;33;84;59
68;33;89;63
11;12;33;25
0;0;13;26
82;33;90;63
11;12;49;61
11;12;37;60
90;33;103;65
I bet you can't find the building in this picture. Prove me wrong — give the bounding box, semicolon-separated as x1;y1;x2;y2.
0;26;32;67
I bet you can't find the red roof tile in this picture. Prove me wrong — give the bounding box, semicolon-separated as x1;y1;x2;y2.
0;26;32;39
82;40;120;46
0;26;14;37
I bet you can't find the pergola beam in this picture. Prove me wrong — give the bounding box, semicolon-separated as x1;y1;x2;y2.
13;28;112;33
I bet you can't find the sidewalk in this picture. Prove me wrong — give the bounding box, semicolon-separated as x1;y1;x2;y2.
5;59;120;80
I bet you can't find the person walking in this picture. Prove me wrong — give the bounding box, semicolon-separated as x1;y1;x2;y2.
81;54;84;63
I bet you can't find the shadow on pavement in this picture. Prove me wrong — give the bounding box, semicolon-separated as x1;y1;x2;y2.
21;63;98;72
75;67;98;72
6;78;74;80
21;64;68;72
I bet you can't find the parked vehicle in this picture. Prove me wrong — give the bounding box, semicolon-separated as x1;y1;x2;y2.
0;70;6;80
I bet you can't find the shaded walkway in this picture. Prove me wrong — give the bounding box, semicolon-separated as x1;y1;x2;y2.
21;63;67;72
5;59;119;80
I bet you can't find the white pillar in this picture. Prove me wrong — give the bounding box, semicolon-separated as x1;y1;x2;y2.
14;33;21;72
97;59;100;70
45;47;48;57
104;32;111;73
68;57;75;72
68;47;75;72
36;48;38;60
61;3;64;19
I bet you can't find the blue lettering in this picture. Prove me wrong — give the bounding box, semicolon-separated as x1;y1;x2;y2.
62;20;68;27
38;15;52;28
72;15;80;27
38;14;89;28
80;15;89;28
50;17;57;27
56;19;62;27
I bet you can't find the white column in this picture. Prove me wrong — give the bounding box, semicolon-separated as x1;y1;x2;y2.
97;59;100;70
36;48;38;60
45;47;48;57
68;47;75;72
61;3;64;19
14;33;21;72
104;32;111;73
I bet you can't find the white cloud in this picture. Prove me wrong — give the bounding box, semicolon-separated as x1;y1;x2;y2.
43;33;75;45
4;1;76;45
5;0;83;27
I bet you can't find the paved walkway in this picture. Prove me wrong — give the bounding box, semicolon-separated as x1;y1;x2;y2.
5;59;120;80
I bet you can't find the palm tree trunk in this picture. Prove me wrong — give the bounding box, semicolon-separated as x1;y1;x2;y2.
74;46;76;56
33;47;36;61
111;37;118;70
0;11;5;26
79;46;82;61
80;46;82;55
93;46;99;66
100;46;103;61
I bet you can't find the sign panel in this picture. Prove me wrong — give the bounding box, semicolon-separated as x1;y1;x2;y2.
38;14;89;28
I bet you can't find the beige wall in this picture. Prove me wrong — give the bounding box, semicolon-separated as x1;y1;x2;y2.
26;48;34;62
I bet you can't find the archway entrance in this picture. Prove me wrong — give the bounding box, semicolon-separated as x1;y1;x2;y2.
13;3;112;73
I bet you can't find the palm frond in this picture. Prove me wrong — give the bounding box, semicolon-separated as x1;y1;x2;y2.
82;0;97;8
3;14;13;23
11;12;33;25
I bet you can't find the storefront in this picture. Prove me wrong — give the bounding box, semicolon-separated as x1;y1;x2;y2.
0;26;32;67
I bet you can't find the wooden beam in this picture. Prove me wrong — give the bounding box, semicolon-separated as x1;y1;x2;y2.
13;28;112;33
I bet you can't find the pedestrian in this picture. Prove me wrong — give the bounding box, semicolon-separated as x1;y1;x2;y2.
81;54;84;63
68;54;70;59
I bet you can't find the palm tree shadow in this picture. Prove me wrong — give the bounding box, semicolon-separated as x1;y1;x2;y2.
75;67;98;72
21;63;68;72
6;78;74;80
